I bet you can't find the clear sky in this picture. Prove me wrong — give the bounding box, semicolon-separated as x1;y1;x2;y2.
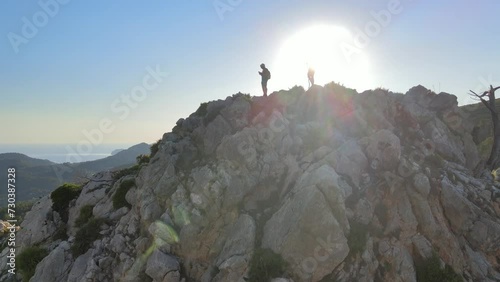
1;0;499;145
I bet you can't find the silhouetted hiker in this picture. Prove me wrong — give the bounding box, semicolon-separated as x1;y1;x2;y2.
259;63;271;97
308;67;315;88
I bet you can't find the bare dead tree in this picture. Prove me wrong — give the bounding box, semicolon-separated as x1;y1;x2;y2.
470;85;500;170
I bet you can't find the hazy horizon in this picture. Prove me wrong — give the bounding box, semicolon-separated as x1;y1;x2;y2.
2;1;499;145
0;143;138;163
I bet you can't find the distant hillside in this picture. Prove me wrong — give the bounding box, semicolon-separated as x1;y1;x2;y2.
460;98;500;134
0;153;54;167
111;148;124;155
0;143;150;206
72;143;150;172
0;154;61;206
460;99;500;158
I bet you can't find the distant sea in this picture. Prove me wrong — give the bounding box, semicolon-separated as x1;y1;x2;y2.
0;144;135;164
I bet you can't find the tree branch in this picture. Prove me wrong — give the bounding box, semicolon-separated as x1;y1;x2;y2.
470;90;495;112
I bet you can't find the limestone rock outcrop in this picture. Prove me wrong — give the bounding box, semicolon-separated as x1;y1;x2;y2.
4;85;500;282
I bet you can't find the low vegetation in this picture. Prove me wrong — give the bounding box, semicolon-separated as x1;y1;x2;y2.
53;225;68;241
71;217;105;257
50;183;82;223
112;179;135;209
18;246;48;282
478;137;493;160
203;105;223;126
194;102;208;117
416;253;463;282
347;221;368;257
114;145;155;181
324;81;358;97
113;164;140;181
75;205;94;226
150;139;161;158
241;93;252;102
248;248;287;282
136;154;150;165
425;153;445;168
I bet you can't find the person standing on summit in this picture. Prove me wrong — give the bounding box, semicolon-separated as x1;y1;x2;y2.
308;67;315;89
258;63;271;97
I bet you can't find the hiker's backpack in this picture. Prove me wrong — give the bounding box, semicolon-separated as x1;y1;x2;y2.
266;69;271;80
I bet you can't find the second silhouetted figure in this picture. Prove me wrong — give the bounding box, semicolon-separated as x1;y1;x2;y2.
259;63;271;97
308;67;315;89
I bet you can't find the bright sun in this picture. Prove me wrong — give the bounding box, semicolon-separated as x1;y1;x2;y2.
273;25;374;92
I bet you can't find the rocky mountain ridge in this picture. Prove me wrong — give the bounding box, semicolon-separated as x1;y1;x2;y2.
3;83;500;282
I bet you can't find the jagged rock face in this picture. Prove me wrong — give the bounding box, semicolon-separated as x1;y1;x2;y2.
15;196;61;252
68;171;115;235
31;241;73;282
262;164;349;281
5;85;500;282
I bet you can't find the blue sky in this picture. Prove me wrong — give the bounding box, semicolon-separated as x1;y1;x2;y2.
1;0;499;145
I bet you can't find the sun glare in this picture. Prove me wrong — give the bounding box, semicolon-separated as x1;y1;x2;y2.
273;25;374;92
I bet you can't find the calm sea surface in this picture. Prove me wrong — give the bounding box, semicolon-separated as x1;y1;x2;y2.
0;144;135;163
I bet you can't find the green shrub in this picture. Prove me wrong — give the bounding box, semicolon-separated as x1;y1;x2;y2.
136;154;151;165
113;179;135;209
242;93;252;102
248;248;287;282
478;137;493;160
375;87;390;93
53;225;68;241
324;81;358;97
194;102;208;117
150;139;161;158
18;246;48;282
50;183;82;223
416;253;463;282
75;205;94;226
113;164;140;181
425;154;445;168
203;105;223;126
71;217;105;257
347;222;368;256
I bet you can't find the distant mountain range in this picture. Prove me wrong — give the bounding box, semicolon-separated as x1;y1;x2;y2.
0;143;150;206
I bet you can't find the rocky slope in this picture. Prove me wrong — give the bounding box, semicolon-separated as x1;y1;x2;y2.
4;83;500;282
